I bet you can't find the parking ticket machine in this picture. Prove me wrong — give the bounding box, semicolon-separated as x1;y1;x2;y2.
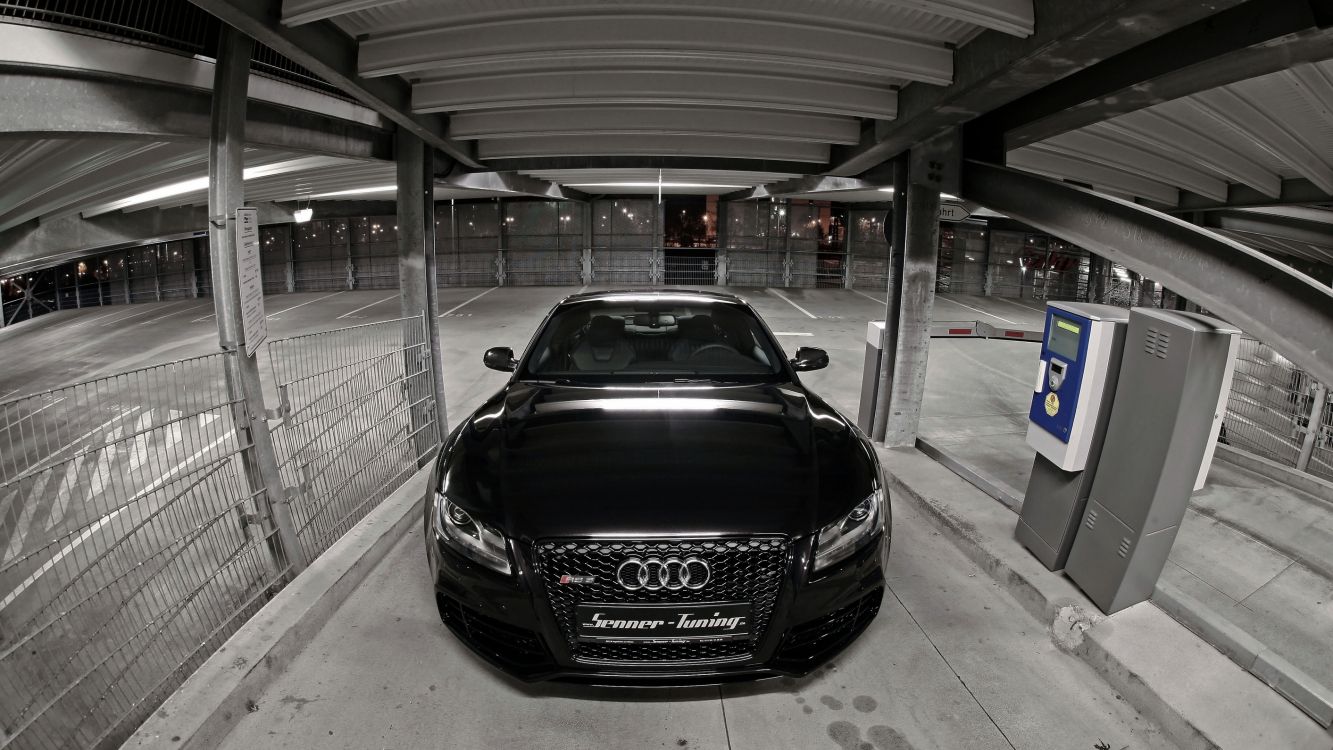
1015;302;1130;571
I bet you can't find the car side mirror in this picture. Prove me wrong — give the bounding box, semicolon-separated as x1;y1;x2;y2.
483;346;517;372
790;346;829;372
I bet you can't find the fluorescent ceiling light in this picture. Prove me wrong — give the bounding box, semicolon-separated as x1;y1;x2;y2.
564;182;747;189
308;185;396;198
877;187;962;201
84;156;351;217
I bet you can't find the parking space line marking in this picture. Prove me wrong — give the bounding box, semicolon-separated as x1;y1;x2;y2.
0;388;20;402
439;286;497;317
98;303;180;327
191;312;216;323
16;406;139;481
336;294;399;320
765;288;818;319
937;297;1017;325
0;430;232;611
1;397;67;432
137;302;211;325
773;332;814;336
990;296;1047;314
850;289;886;306
77;306;147;326
2;472;52;565
946;342;1031;389
266;291;344;318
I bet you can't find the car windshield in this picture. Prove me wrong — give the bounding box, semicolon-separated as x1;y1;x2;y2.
519;297;785;382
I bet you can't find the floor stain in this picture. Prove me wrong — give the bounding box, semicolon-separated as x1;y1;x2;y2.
868;725;915;750
853;695;878;713
803;705;814;714
278;695;318;711
821;695;844;711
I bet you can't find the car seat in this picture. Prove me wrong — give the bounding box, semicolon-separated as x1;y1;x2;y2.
570;315;635;370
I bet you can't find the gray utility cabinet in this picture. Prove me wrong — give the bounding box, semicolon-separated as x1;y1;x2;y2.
1064;308;1239;614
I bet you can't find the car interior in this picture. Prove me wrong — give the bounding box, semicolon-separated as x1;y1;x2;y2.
526;303;782;376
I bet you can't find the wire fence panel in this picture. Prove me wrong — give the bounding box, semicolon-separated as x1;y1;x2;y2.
1223;337;1321;469
0;354;284;750
506;248;582;286
591;247;655;285
267;316;439;561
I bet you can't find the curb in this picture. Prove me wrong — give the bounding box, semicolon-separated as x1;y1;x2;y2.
1214;443;1333;506
916;435;1023;511
919;435;1333;728
877;445;1331;750
123;466;431;750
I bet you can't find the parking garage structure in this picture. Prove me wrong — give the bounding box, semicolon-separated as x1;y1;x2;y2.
1;1;1332;749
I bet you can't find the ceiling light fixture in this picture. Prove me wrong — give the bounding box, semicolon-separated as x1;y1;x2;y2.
564;182;748;190
307;185;397;198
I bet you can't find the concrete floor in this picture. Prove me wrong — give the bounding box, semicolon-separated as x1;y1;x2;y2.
216;485;1172;750
3;285;1326;745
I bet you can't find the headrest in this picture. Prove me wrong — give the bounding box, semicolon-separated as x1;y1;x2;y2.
587;315;625;347
678;315;715;341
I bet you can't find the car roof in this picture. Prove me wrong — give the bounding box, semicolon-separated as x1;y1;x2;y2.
558;288;748;305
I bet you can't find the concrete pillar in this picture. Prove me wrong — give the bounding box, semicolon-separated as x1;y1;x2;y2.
396;129;449;455
207;26;305;575
285;228;296;293
870;154;909;442
582;201;594;285
982;223;994;296
882;178;942;447
1137;276;1156;307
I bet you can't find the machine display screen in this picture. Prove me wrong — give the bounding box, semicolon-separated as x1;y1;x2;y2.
1048;317;1082;361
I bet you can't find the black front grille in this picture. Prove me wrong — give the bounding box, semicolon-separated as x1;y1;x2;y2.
532;537;788;664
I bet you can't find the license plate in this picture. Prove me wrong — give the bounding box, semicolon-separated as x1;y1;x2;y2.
575;602;751;643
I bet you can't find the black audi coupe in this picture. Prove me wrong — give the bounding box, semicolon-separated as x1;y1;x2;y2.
424;289;889;684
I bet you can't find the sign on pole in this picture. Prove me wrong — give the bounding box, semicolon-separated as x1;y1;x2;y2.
939;202;972;222
235;207;267;357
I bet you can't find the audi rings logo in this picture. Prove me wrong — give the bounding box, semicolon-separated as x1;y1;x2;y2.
615;557;710;591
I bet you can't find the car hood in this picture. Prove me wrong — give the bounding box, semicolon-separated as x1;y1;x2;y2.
438;382;878;540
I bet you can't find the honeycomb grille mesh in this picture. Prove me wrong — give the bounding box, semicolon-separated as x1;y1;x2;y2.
532;537;788;664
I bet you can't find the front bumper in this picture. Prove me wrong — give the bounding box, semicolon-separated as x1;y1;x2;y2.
427;529;887;685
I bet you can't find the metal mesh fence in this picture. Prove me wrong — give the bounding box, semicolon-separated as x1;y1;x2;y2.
267;316;439;561
1224;337;1330;479
591;247;656;285
0;354;283;750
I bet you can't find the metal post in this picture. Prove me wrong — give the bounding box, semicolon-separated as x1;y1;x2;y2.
345;221;355;290
870;155;909;442
1297;382;1328;473
656;198;666;285
397;129;449;459
883;178;942;446
496;197;508;286
284;227;296;293
207;26;306;575
717;200;729;287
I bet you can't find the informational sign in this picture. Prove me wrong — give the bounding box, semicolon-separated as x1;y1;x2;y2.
939;202;971;222
235;207;267;357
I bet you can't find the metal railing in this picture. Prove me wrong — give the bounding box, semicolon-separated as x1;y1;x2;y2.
0;0;350;99
1224;337;1332;481
0;354;281;750
268;316;439;561
0;316;442;748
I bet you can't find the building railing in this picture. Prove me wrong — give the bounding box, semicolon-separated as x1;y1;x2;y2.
0;0;351;99
0;317;441;749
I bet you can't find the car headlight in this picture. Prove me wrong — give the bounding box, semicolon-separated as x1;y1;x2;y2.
812;489;884;572
432;491;511;574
